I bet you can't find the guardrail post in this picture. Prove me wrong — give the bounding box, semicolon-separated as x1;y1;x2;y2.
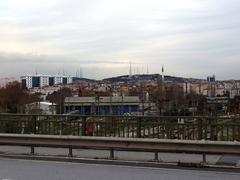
110;148;114;159
68;146;73;157
154;151;159;161
30;145;35;155
201;153;207;165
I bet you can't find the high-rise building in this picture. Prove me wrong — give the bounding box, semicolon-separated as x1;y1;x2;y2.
21;75;73;89
207;75;216;97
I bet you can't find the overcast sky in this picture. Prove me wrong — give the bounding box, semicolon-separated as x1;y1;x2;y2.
0;0;240;80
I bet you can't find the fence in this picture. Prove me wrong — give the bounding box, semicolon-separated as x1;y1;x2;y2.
0;114;240;141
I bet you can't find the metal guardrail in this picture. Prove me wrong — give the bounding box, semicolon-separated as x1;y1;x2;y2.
0;114;240;141
0;133;240;164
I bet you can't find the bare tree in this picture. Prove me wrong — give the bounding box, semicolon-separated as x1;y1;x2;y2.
0;81;40;113
46;87;72;114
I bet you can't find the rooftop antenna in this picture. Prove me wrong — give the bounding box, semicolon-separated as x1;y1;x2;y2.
136;67;139;74
161;65;165;82
80;67;83;78
129;61;132;77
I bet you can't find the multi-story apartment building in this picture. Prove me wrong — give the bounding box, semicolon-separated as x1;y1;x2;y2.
21;75;73;89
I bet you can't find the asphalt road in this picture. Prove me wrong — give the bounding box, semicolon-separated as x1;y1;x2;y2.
0;158;239;180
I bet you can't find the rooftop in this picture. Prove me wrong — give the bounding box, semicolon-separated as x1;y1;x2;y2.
65;96;140;103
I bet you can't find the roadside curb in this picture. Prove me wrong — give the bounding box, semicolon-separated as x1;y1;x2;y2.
0;153;239;173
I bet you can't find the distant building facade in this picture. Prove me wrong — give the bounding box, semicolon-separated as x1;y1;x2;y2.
25;101;57;115
21;75;72;89
64;96;140;115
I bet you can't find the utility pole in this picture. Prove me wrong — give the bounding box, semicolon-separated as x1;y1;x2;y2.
140;82;145;116
108;86;113;115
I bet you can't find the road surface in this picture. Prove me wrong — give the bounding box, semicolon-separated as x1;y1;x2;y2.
0;158;239;180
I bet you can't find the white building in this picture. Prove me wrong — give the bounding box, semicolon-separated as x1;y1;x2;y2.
67;77;72;84
21;74;73;89
40;75;50;87
20;76;33;89
25;101;57;115
54;76;63;84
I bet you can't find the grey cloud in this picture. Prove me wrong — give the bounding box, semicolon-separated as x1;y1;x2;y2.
0;52;130;65
0;0;240;80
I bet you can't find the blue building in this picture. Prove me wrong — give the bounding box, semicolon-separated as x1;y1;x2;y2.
64;96;140;115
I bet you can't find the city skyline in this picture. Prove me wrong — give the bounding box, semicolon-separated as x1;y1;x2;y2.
1;0;240;80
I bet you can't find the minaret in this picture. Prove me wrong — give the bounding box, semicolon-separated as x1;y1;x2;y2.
156;65;165;116
35;67;38;75
161;65;165;90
